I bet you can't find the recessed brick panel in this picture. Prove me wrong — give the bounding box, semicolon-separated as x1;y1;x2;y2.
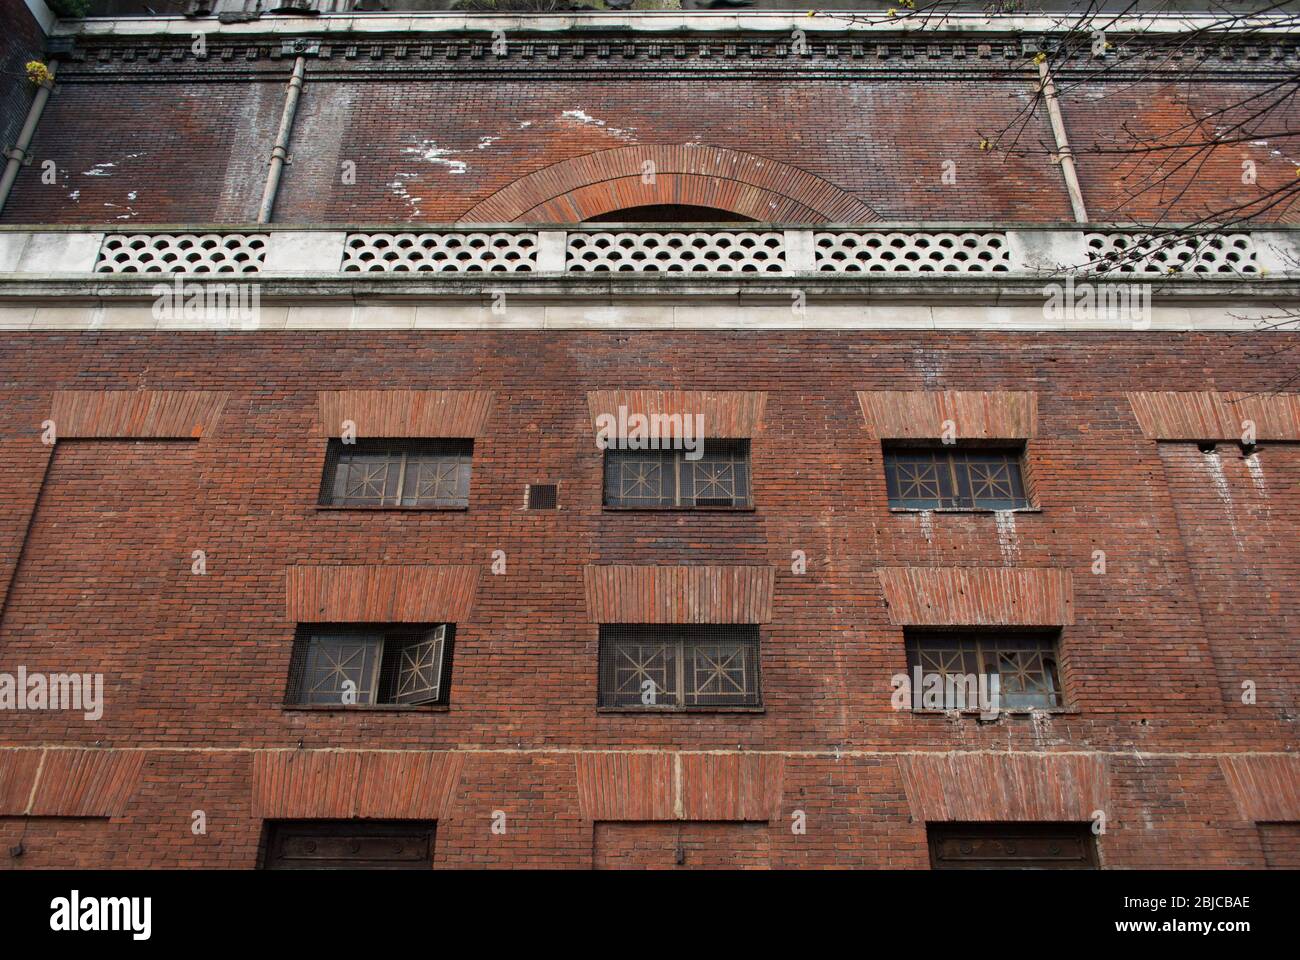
1219;756;1300;822
858;390;1038;439
50;390;228;440
24;749;145;818
285;564;480;623
316;390;495;438
583;565;776;624
897;753;1107;822
576;752;782;821
876;566;1074;626
575;753;675;821
586;390;767;439
1128;391;1300;441
0;749;42;815
1158;444;1300;711
252;750;464;820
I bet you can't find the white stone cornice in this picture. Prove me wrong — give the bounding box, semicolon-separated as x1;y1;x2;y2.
54;11;1300;40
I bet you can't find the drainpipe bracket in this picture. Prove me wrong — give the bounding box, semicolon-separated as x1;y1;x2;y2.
2;146;30;165
280;39;322;57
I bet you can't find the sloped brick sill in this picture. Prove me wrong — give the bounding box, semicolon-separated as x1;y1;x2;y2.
598;706;766;714
314;505;469;513
602;506;758;513
283;705;451;713
889;507;1043;514
910;708;1080;717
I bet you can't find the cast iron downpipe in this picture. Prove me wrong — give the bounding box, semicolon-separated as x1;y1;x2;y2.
1037;58;1089;224
0;60;58;217
257;56;306;224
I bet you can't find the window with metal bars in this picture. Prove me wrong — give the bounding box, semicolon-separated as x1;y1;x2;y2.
883;444;1030;510
286;624;453;707
904;630;1063;710
928;823;1098;870
603;440;752;509
527;483;558;510
263;821;436;870
319;439;472;508
598;625;762;709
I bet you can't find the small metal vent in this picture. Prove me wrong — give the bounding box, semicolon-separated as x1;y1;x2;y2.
527;483;558;510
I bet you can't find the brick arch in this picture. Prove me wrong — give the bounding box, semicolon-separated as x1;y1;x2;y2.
460;145;880;224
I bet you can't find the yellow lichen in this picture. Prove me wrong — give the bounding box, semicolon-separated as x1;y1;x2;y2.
26;61;53;87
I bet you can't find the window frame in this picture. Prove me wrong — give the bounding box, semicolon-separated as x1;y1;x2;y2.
602;439;755;511
317;438;474;511
927;823;1099;870
882;441;1034;512
261;820;437;870
597;624;764;712
902;628;1065;713
284;622;455;711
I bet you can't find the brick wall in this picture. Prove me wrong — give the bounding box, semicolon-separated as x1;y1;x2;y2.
4;77;1074;224
593;822;772;870
0;1;45;157
0;329;1295;868
6;65;1297;227
1063;81;1300;223
1258;824;1300;868
1;81;286;224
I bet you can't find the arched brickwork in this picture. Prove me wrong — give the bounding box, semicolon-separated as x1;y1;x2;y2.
459;144;880;224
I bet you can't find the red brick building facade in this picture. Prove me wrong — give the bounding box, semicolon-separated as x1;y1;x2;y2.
0;1;1297;870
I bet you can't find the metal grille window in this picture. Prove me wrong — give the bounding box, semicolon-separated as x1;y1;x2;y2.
286;624;452;707
905;631;1063;710
263;821;436;870
883;445;1029;510
598;625;761;709
527;483;558;510
319;439;472;508
603;440;752;508
929;824;1098;870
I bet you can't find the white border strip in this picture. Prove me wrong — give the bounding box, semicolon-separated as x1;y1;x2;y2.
0;301;1274;333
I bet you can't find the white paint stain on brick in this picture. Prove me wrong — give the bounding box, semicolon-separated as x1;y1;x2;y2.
82;162;115;177
477;136;499;150
404;140;467;174
390;173;423;218
917;509;934;543
995;510;1020;565
560;109;636;141
1203;449;1244;549
912;348;944;388
1245;451;1267;496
